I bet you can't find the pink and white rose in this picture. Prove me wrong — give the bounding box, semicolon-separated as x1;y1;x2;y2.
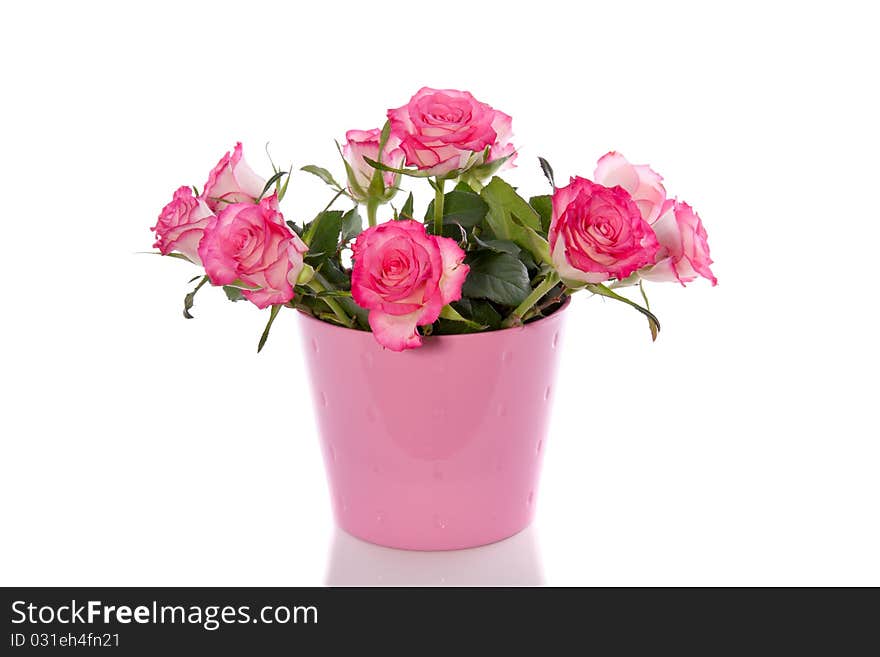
387;87;514;177
152;186;215;264
594;151;666;224
341;128;405;201
549;177;659;284
198;195;308;309
486;109;517;172
202;142;266;213
640;200;717;286
351;220;469;351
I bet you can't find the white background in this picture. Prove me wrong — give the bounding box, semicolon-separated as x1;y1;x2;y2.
1;0;877;586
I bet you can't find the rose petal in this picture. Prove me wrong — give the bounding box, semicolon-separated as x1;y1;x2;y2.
368;309;423;351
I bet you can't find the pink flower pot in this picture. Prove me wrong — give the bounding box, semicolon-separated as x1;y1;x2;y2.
298;303;567;551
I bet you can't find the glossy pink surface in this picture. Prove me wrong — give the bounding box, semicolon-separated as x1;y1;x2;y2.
298;304;567;550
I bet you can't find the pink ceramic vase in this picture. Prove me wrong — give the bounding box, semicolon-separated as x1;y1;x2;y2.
298;303;567;550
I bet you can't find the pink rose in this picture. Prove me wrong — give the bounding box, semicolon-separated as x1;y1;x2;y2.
351;220;469;351
549;177;659;284
341;128;405;201
152;186;215;264
387;87;514;177
640;200;717;286
202;142;266;213
486;110;517;172
594;151;666;224
197;195;308;309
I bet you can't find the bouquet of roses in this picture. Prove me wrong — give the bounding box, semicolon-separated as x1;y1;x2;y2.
150;87;716;352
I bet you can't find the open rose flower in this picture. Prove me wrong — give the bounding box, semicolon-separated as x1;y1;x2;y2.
351;220;468;351
198;195;308;309
341;128;405;202
639;200;717;286
202;142;266;213
549;177;659;284
594;151;666;224
388;87;514;177
152;186;215;264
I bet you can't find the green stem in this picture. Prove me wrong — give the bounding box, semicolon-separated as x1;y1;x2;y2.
307;276;351;326
366;198;379;227
433;178;445;235
503;272;560;327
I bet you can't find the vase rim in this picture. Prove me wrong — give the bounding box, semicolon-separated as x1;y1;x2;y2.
296;296;570;341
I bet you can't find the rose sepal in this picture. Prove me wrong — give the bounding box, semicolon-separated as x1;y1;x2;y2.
584;282;661;341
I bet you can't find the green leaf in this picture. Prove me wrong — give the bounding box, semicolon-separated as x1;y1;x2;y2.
455;298;503;330
286;220;303;236
439;304;486;330
400;192;414;219
301;165;342;190
585;283;661;341
257;305;282;353
223;285;245;302
462;251;532;306
473;234;537;272
183;276;209;319
472;235;521;256
303;210;343;265
480;177;551;265
258;170;288;201
424;190;489;229
529;195;553;235
481;177;541;229
538;156;556;189
340;207;362;244
435;297;502;334
315;258;349;287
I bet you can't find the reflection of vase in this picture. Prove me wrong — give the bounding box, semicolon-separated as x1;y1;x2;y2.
325;525;545;586
299;301;567;551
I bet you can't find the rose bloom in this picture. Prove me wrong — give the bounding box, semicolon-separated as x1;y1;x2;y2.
341;128;405;201
549;177;659;284
202;142;266;213
198;195;308;309
594;151;666;224
387;87;514;177
152;186;215;264
640;200;717;286
351;220;469;351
